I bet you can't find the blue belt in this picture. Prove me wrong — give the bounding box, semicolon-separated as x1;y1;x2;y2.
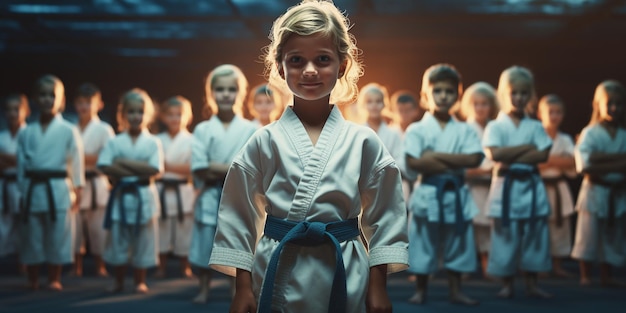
259;215;360;313
23;170;68;222
421;173;466;234
103;179;150;233
499;168;539;227
2;172;17;216
157;178;189;223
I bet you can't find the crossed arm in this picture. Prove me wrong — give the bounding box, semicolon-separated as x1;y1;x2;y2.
581;152;626;175
99;158;160;179
406;151;483;175
485;144;550;165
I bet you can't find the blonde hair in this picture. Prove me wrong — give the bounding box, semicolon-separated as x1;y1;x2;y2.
588;80;626;127
354;82;392;124
204;64;248;117
33;74;65;112
116;88;155;132
497;65;537;113
459;81;499;121
246;83;284;122
264;0;363;106
160;95;193;128
420;64;463;110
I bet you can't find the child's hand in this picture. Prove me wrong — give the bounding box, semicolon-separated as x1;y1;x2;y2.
229;269;257;313
366;264;392;313
229;288;257;313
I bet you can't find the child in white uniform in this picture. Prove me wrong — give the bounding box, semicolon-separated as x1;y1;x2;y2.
190;64;258;303
537;94;576;278
154;96;195;279
17;75;84;291
71;83;115;277
98;88;163;294
571;80;626;287
483;66;553;298
209;2;408;312
405;64;483;306
458;82;499;279
246;84;283;127
0;94;29;270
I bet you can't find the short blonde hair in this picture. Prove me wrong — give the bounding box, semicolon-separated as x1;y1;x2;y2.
246;84;284;122
33;74;65;112
497;65;537;113
459;81;499;121
264;0;363;107
353;82;391;123
160;95;193;128
204;64;248;117
116;88;155;132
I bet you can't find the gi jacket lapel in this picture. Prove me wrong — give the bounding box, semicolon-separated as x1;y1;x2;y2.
279;106;345;221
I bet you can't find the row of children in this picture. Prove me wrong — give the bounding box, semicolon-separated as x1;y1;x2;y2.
0;63;275;303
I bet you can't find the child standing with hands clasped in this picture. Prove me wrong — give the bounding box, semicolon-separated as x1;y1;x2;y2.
71;83;115;277
571;80;626;287
17;75;84;291
98;88;163;294
404;64;483;305
209;1;409;312
189;64;257;303
154;96;195;279
537;94;576;278
483;66;553;298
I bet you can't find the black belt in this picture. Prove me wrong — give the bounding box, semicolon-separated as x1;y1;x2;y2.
2;172;17;215
543;176;567;227
498;167;539;227
103;179;151;233
85;170;99;210
23;170;68;222
157;178;189;222
588;175;626;229
421;173;466;234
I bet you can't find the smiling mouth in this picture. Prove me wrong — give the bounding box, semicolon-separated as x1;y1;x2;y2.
300;82;322;88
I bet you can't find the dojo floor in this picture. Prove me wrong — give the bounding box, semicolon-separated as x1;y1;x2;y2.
1;255;624;313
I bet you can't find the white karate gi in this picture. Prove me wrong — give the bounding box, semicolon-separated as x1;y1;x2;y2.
466;119;494;253
540;131;576;257
97;130;163;268
156;130;195;256
210;106;409;313
17;115;84;265
189;115;257;269
0;126;24;256
74;117;114;256
404;112;481;274
571;124;626;267
483;113;552;276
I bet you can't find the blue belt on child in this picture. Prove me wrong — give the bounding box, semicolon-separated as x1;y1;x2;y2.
23;170;68;222
421;173;466;234
259;215;360;313
85;170;99;210
103;178;151;233
2;172;17;216
498;167;539;227
157;178;189;223
588;175;626;229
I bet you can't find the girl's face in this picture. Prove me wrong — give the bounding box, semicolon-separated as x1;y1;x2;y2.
253;93;275;120
599;90;625;123
507;81;532;113
471;92;492;123
540;103;564;128
5;99;26;127
280;33;345;104
212;74;239;112
124;99;145;132
74;96;99;120
426;81;458;113
162;105;182;133
36;82;61;116
364;91;385;120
